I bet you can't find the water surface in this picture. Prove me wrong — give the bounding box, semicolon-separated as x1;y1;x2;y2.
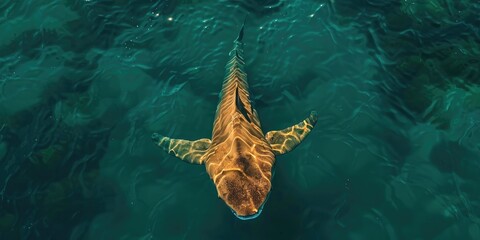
0;0;479;239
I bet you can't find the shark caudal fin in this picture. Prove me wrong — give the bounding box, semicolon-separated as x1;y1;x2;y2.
236;16;246;42
265;111;318;155
152;133;211;164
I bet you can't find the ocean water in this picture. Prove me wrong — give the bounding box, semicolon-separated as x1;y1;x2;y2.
1;0;479;239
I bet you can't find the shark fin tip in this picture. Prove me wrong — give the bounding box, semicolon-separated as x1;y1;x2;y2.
236;17;247;42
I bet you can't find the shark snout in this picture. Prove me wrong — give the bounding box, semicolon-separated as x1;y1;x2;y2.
215;170;270;220
231;207;261;220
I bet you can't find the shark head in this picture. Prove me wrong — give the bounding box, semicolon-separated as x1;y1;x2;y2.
216;169;271;219
215;165;272;220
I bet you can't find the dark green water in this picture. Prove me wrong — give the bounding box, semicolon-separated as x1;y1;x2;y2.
1;0;480;239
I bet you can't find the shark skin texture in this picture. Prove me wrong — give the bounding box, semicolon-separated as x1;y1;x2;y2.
152;23;318;220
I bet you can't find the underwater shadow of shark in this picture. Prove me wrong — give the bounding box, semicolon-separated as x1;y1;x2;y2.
152;20;317;220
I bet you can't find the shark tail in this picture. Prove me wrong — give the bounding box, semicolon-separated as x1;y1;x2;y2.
235;16;246;43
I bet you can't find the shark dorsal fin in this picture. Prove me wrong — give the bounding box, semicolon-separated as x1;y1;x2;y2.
235;87;251;123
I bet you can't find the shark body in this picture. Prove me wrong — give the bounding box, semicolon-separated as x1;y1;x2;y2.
152;23;317;220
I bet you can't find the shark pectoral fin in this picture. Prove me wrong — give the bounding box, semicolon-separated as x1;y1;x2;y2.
152;133;211;164
265;111;318;155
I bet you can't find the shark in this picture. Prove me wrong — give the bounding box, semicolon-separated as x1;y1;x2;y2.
152;21;317;220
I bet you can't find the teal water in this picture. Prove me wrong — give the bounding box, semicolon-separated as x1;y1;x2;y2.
1;0;480;239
